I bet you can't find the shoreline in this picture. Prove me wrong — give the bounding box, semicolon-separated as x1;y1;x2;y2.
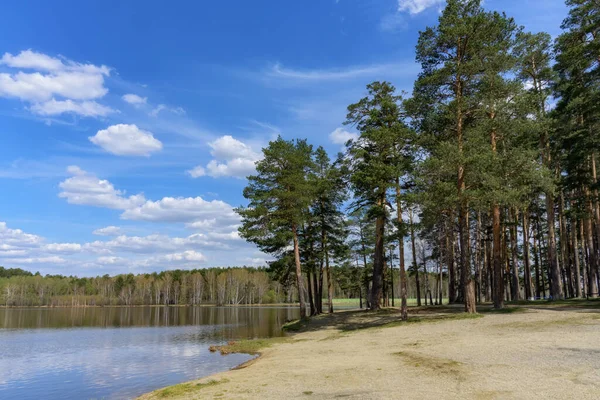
0;303;302;309
139;303;600;399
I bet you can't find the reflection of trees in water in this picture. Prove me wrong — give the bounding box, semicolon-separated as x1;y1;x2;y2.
0;306;301;337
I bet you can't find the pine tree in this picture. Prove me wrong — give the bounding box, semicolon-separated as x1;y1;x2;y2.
237;137;315;318
345;81;411;310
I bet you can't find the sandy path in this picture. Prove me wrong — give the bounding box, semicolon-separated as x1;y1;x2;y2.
140;307;600;399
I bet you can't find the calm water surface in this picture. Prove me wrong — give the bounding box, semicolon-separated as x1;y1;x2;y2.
0;306;299;400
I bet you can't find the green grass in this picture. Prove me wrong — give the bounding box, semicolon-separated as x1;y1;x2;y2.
331;298;448;307
156;379;229;398
211;337;290;355
478;306;527;314
282;317;310;332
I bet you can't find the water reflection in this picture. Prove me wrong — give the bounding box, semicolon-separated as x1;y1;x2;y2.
0;306;300;400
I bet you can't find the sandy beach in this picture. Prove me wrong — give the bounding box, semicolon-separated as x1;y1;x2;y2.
140;304;600;399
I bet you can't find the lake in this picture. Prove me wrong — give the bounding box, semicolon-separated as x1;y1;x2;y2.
0;306;300;400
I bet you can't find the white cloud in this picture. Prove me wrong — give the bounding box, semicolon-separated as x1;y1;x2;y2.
0;222;44;247
162;250;205;262
149;104;186;117
0;221;262;275
43;243;82;253
187;135;261;179
3;256;66;265
268;62;396;81
97;256;125;265
121;196;239;224
186;165;206;178
93;226;122;236
30;99;115;117
89;124;163;156
122;93;147;106
0;71;108;102
329;127;359;145
59;166;146;209
0;50;112;118
1;49;110;75
397;0;444;15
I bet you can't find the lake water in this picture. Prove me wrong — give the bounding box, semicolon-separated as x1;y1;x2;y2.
0;306;300;400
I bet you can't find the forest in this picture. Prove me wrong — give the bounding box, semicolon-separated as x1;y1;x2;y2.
0;266;441;307
237;0;600;319
3;0;598;319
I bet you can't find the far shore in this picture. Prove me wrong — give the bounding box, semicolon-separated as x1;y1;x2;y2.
139;300;600;399
0;302;303;309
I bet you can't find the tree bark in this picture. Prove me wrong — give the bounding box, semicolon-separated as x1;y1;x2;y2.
307;271;316;316
492;204;504;309
546;194;563;299
584;191;599;298
509;208;521;301
572;218;582;298
370;193;387;309
326;248;333;314
292;224;307;319
559;194;573;298
523;210;533;300
409;207;421;307
533;218;541;300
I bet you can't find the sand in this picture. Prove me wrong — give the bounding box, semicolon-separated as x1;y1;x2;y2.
140;305;600;399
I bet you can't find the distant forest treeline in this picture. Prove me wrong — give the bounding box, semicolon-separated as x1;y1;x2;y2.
0;266;444;307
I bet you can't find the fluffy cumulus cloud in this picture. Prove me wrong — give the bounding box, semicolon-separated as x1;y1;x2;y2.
0;50;115;117
187;135;261;179
89;124;163;156
0;220;253;275
121;196;239;225
58;167;240;232
122;93;147;106
30;99;114;117
59;166;146;209
93;226;122;236
329;127;358;145
43;243;82;253
397;0;444;15
0;222;44;248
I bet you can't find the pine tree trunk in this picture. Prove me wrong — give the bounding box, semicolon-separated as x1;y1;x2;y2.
409;208;421;307
523;210;533;300
447;218;457;304
326;249;333;314
580;221;588;297
592;154;600;276
396;180;408;320
292;224;307;319
370;193;386;309
533;218;541;299
558;194;572;298
492;204;504;309
307;272;316;316
584;191;599;298
476;211;482;303
572;218;582;298
510;208;521;301
546;194;563;299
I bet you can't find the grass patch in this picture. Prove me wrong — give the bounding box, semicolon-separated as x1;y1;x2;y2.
283;317;310;332
395;351;464;377
302;391;314;395
478;307;527;314
209;337;290;355
156;379;229;398
499;315;597;330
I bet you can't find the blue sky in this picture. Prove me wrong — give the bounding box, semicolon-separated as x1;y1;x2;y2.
0;0;567;276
